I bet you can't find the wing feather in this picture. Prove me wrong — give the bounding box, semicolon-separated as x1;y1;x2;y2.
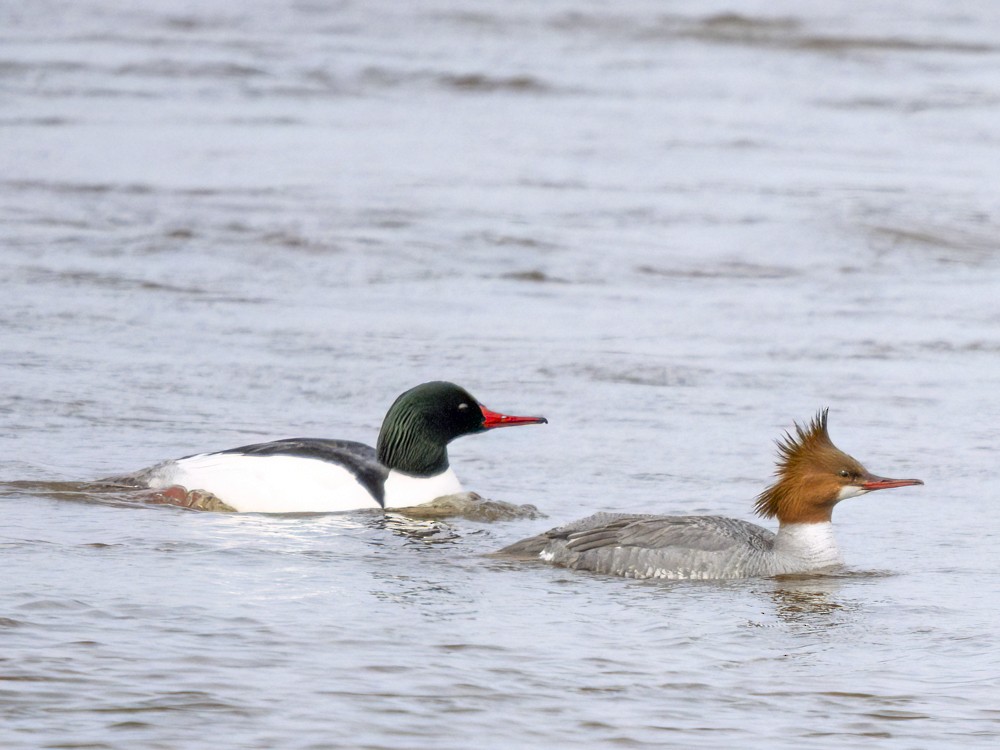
567;515;773;554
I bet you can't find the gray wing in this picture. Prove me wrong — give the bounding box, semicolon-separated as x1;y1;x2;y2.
498;512;776;579
567;515;771;554
496;513;656;558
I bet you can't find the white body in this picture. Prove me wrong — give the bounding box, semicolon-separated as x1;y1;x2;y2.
143;453;462;513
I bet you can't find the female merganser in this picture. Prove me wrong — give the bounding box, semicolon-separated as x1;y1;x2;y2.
497;410;922;579
119;381;547;513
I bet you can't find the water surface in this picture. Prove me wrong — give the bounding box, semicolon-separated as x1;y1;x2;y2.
2;1;1000;747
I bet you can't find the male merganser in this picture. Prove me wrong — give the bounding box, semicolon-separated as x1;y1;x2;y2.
497;410;922;579
119;381;547;513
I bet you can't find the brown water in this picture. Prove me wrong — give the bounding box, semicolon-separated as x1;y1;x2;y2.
2;1;1000;747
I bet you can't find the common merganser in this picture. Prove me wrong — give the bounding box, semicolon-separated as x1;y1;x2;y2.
497;410;922;579
117;381;546;513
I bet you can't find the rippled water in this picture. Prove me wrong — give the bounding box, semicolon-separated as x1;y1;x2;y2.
3;1;1000;747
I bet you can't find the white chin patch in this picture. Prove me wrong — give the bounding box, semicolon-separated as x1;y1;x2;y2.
836;485;868;501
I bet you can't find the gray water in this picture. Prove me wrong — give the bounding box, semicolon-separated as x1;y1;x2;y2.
3;1;1000;747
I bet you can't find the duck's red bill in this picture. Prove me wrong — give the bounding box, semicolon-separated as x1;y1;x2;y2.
861;475;924;491
480;405;548;429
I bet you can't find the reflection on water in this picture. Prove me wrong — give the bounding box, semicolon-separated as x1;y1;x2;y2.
380;512;463;544
766;574;854;628
752;571;900;632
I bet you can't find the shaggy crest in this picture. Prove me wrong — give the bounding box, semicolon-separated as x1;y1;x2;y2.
754;408;836;519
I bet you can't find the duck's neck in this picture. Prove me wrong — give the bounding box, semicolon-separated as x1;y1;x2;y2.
773;522;843;571
376;428;449;477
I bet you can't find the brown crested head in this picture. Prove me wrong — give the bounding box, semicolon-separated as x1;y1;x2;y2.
753;409;923;525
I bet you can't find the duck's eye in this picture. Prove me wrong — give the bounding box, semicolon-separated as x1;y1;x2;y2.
457;403;469;411
838;469;851;478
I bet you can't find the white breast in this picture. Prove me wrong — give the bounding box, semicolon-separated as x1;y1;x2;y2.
145;454;382;513
772;522;843;571
382;468;462;508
